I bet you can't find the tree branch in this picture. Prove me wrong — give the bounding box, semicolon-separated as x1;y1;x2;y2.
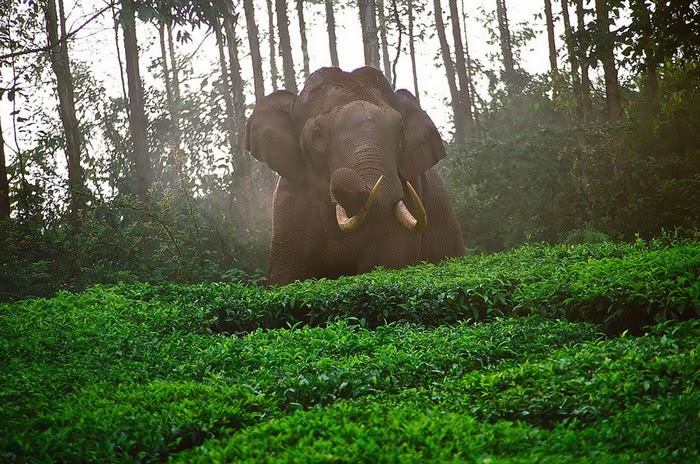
0;2;116;61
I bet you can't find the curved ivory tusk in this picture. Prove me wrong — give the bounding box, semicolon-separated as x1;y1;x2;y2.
394;180;427;234
336;175;384;233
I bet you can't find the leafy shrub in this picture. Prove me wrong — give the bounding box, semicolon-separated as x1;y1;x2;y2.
109;237;699;334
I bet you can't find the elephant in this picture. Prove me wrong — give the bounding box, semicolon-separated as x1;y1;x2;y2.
246;66;464;285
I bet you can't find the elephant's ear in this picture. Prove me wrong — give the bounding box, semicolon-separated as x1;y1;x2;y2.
395;89;446;181
246;90;305;181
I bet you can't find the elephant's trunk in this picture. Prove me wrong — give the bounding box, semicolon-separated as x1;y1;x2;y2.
335;175;384;233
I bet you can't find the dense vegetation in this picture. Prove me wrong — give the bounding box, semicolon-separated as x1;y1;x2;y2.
2;1;699;302
1;239;698;462
112;235;699;335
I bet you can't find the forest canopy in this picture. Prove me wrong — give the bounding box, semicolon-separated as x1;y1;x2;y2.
0;0;698;300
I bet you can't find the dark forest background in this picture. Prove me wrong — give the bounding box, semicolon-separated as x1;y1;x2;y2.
0;0;698;301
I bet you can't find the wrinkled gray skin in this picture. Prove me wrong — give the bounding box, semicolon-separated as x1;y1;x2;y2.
246;67;464;285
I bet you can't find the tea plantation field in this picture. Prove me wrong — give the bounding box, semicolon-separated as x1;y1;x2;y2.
1;238;698;462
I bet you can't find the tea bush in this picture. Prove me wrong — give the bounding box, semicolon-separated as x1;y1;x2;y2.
110;237;699;334
1;238;698;462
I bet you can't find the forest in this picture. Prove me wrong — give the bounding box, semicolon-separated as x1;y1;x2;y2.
0;0;696;298
1;0;699;461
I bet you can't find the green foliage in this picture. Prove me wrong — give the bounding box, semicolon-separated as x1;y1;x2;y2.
443;57;700;253
107;237;699;335
1;281;697;462
0;192;268;302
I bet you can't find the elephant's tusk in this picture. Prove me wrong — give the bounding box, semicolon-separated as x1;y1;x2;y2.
394;181;427;234
336;175;384;233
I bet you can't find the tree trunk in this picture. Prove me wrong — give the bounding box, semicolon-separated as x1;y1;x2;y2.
407;0;419;102
358;0;381;69
561;0;583;118
243;0;265;101
495;0;516;92
223;12;253;207
158;23;176;186
433;0;466;144
576;0;593;119
447;0;473;137
461;0;478;122
325;0;339;67
214;19;239;169
594;0;622;122
46;0;85;219
276;0;298;93
122;0;152;200
377;0;392;82
0;112;9;220
544;0;559;97
111;2;130;121
266;0;279;91
634;0;658;106
166;19;181;149
296;0;310;78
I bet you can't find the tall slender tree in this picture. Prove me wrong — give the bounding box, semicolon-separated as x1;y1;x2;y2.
223;11;253;213
495;0;516;92
561;0;583;117
407;0;419;101
631;0;658;105
276;0;297;92
544;0;559;97
165;19;181;150
461;0;478;121
46;0;85;219
576;0;593;119
266;0;279;90
0;112;9;220
325;0;339;67
121;0;152;200
296;0;310;78
243;0;265;101
447;0;474;136
377;0;392;82
594;0;622;122
213;18;238;167
433;0;467;144
358;0;381;69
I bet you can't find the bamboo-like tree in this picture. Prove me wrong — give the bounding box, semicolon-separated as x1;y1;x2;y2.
358;0;381;69
243;0;265;101
594;0;622;122
276;0;297;92
121;0;152;200
325;0;339;67
45;0;86;218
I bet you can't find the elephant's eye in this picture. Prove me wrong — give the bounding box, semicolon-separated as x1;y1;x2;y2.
309;125;327;153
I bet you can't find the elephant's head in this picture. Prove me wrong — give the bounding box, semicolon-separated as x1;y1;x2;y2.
246;66;445;236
